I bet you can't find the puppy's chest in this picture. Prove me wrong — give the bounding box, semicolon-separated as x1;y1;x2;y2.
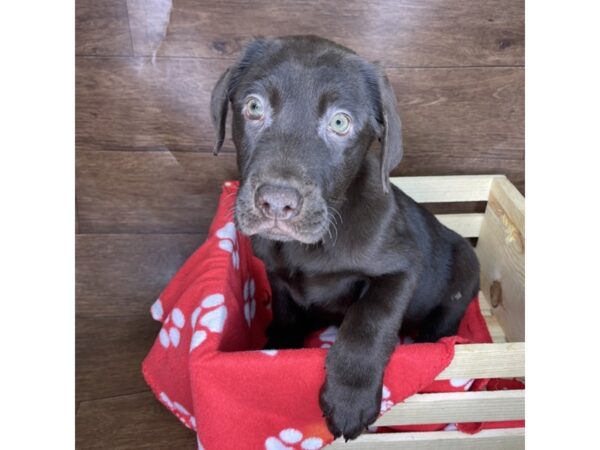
274;266;368;313
254;239;370;312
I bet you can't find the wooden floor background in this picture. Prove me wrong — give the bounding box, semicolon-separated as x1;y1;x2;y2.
75;1;524;448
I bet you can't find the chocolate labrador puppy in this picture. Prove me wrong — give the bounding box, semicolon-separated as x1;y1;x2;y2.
210;35;479;440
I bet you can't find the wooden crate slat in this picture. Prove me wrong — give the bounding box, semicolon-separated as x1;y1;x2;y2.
375;390;523;427
478;290;493;316
435;213;484;238
390;175;501;203
476;176;525;342
484;314;507;343
326;428;525;449
436;343;524;379
490;176;524;231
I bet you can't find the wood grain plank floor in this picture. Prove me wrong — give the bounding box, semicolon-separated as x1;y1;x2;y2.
76;56;230;152
77;151;523;235
76;234;206;403
76;314;160;402
126;0;524;66
76;0;133;56
76;234;206;315
77;391;196;449
76;56;523;173
76;151;238;234
390;68;524;161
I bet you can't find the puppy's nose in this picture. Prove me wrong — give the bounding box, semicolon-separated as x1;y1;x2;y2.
255;184;302;220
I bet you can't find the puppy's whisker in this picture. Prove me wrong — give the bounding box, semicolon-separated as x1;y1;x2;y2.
329;206;343;228
326;212;339;245
326;220;333;241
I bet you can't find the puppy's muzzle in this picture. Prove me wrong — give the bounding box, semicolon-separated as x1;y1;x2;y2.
255;184;303;221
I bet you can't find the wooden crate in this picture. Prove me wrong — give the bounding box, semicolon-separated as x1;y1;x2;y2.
328;175;525;449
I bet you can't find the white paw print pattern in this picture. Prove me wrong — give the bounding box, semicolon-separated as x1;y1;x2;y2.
150;298;164;321
318;326;338;348
189;293;228;352
449;377;474;390
243;277;256;326
159;391;196;431
380;385;393;413
216;221;239;270
159;307;185;348
265;428;324;450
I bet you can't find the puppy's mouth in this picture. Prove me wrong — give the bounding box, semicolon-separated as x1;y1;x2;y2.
255;218;326;242
257;220;303;242
236;213;329;244
234;184;330;244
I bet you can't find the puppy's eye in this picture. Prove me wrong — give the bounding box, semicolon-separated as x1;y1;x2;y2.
328;113;351;135
244;97;264;120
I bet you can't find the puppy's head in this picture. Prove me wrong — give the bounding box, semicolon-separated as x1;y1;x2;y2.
211;36;402;244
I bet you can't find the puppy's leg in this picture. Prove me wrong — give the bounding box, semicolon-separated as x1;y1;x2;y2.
320;273;417;440
417;240;480;342
264;278;308;349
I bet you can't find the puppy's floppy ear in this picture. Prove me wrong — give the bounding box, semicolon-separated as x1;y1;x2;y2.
210;67;232;155
376;72;403;194
210;38;276;155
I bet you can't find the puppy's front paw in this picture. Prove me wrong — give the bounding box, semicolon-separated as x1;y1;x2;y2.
319;378;382;440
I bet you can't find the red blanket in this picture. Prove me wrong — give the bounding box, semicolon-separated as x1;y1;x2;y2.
142;181;523;450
